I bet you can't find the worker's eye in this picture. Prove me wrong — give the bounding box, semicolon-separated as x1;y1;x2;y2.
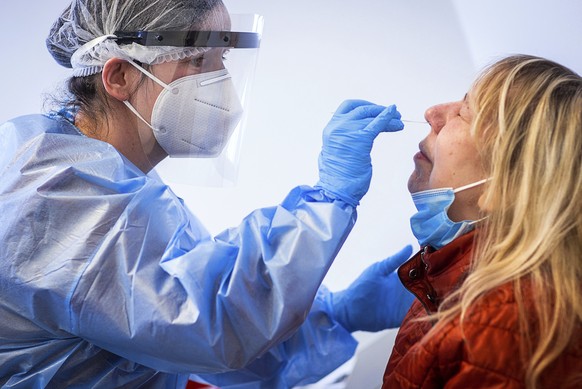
190;54;205;67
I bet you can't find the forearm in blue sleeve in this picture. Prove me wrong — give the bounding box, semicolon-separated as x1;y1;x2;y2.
194;286;357;389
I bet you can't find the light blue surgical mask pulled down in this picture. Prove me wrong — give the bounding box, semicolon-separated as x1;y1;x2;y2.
410;178;489;249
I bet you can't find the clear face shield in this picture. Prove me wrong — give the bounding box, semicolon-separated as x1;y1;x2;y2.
117;14;263;187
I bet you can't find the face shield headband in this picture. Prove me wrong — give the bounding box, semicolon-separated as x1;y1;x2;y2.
114;30;260;48
70;29;261;77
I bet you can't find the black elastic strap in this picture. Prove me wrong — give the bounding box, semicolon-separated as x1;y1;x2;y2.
114;30;260;48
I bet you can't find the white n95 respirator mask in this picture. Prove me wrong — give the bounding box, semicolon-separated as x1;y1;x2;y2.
124;65;244;158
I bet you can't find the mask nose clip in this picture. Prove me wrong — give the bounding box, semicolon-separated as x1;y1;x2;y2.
200;72;232;86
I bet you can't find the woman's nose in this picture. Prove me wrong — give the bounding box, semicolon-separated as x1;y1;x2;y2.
424;105;445;132
424;101;461;133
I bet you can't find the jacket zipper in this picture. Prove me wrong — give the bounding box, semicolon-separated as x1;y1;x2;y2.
417;246;438;315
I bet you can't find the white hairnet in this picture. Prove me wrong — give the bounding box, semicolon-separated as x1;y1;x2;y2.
46;0;229;76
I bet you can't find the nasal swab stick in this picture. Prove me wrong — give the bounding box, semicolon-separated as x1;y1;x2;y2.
401;120;428;124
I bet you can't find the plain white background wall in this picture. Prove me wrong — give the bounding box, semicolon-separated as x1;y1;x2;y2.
1;1;580;387
452;0;582;74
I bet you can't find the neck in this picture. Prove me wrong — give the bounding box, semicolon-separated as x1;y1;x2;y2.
448;187;483;222
75;108;167;173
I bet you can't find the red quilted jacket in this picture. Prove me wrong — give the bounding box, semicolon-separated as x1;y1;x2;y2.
383;230;582;388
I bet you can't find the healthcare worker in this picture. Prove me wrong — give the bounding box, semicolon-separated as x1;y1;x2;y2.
0;0;413;388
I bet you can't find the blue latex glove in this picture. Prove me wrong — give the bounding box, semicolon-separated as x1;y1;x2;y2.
315;100;404;206
331;245;415;332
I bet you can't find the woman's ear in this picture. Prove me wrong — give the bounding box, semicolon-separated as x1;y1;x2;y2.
101;58;139;101
478;188;492;213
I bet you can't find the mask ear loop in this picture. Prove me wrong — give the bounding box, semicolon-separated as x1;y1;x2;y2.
122;60;176;130
453;177;492;226
122;100;154;130
453;177;492;193
121;59;179;171
126;60;175;92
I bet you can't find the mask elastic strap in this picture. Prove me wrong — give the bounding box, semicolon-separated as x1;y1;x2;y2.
123;60;174;130
453;178;492;193
123;100;156;131
126;59;174;92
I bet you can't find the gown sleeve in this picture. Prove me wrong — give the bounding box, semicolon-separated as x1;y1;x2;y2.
192;285;357;389
66;183;356;374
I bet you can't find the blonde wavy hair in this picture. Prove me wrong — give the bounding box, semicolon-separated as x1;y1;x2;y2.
431;55;582;388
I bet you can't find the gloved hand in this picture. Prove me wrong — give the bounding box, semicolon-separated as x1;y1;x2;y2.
331;245;415;332
315;100;404;206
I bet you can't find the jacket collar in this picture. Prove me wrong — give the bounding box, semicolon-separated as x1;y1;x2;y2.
423;229;476;277
398;230;476;313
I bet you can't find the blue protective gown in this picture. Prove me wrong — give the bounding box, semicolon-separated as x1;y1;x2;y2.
0;112;358;388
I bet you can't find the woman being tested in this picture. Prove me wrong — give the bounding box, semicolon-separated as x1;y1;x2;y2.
0;0;413;388
384;55;582;388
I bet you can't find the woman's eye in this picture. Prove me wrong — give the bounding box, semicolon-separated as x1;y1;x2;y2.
191;55;204;67
459;105;470;119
